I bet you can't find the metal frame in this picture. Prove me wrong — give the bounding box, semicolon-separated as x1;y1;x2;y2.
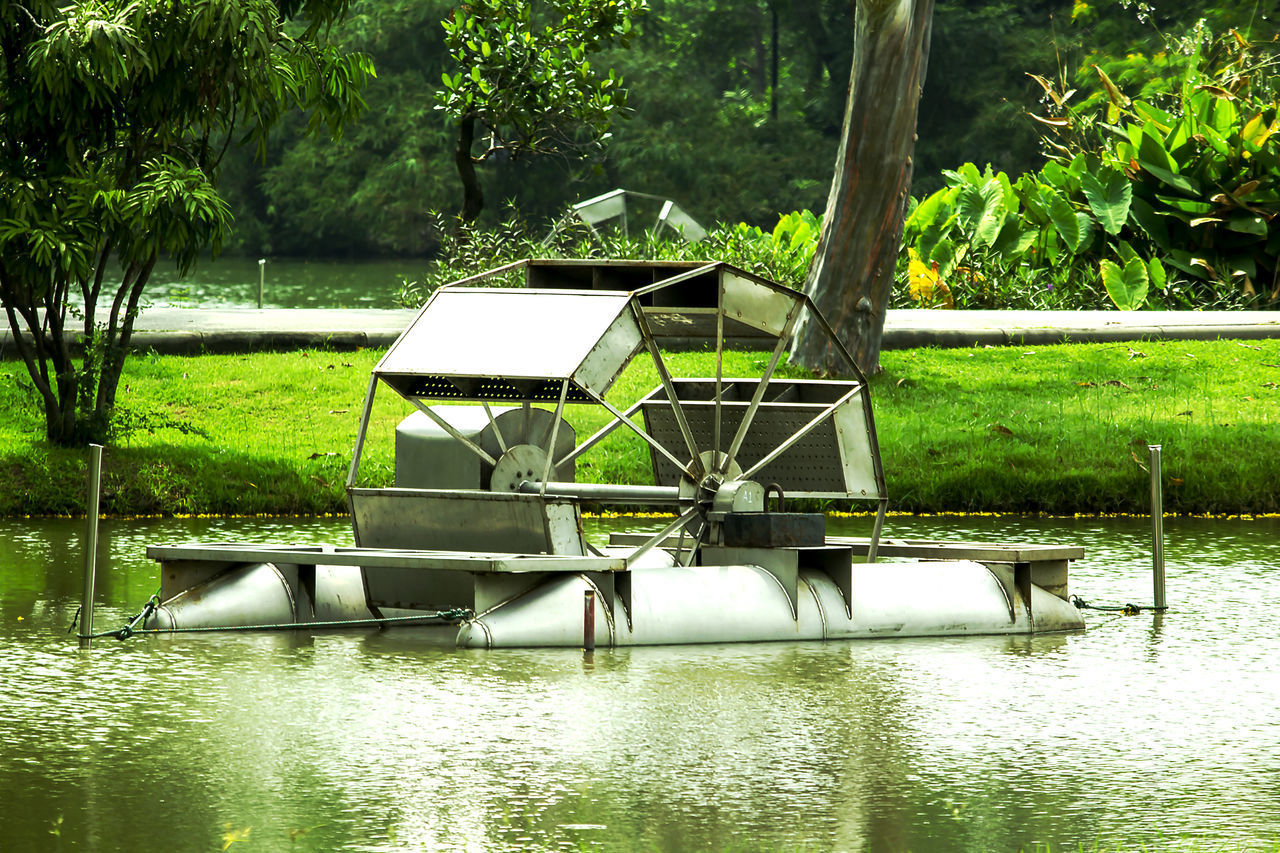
148;543;626;574
345;260;891;567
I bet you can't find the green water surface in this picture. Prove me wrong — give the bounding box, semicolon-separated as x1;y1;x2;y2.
1;514;1278;852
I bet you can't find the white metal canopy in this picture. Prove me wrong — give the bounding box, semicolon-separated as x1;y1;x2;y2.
375;288;642;403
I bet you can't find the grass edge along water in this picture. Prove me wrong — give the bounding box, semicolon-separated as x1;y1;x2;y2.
1;338;1277;517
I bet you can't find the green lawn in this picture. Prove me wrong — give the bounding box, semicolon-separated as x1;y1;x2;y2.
2;338;1277;516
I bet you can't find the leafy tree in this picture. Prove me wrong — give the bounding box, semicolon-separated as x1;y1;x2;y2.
435;0;645;221
246;0;456;256
791;0;935;374
0;0;371;445
595;0;849;227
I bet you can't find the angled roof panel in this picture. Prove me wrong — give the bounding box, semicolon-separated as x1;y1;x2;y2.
375;288;642;402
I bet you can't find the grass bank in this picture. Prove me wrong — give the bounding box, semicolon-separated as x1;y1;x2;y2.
2;338;1277;517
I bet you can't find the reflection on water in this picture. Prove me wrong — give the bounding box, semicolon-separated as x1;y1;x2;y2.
144;258;415;309
2;515;1279;851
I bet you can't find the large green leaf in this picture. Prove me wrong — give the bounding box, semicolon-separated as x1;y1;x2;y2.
1165;249;1214;280
1138;159;1200;194
918;212;957;265
930;238;959;278
1198;123;1231;158
995;170;1019;215
955;162;983;185
905;187;951;232
957;179;1005;247
1080;169;1132;235
1042;188;1083;252
1074;212;1096;252
1100;257;1149;310
1148;257;1167;292
991;218;1038;258
1154;194;1214;214
1226;215;1268;236
1040;160;1069;190
1013;175;1050;223
1127;196;1171;249
1138;126;1178;171
1210;96;1239;136
1132;100;1174;132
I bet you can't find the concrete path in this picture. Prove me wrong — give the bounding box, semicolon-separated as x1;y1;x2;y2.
880;309;1280;349
2;305;1278;356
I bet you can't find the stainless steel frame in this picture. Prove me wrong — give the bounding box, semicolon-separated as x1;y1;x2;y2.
145;259;1086;646
347;260;890;568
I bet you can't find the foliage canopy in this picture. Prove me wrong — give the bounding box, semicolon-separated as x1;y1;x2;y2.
903;23;1280;311
0;0;372;445
434;0;645;220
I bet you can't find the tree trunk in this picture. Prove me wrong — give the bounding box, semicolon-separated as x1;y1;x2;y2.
1;254;153;446
789;0;934;375
455;115;484;222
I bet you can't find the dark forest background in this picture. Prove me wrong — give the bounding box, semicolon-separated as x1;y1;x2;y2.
218;0;1277;258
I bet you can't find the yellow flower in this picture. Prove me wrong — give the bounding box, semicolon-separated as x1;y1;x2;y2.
907;253;954;308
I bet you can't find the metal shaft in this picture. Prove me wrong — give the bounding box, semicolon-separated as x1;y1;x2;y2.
1149;444;1166;610
518;481;682;504
80;444;103;648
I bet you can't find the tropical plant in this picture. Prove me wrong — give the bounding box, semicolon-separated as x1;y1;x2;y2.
398;209;826;306
715;210;823;285
902;23;1279;312
0;0;372;445
1031;23;1280;309
901;162;1107;309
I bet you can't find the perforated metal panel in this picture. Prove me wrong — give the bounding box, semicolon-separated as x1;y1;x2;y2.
639;378;883;500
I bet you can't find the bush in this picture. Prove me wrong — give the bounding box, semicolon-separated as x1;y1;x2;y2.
397;207;824;306
903;25;1280;312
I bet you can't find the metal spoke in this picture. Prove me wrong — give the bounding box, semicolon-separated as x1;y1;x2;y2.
482;402;508;454
627;506;699;566
713;278;725;461
554;399;645;469
438;259;529;290
631;302;702;476
412;400;499;467
585;389;697;481
803;293;867;381
867;498;887;563
539;380;570;496
679;520;707;567
719;300;802;475
345;375;378;491
739;388;859;482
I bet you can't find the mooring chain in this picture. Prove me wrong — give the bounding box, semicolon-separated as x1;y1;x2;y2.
1070;595;1162;615
72;601;474;641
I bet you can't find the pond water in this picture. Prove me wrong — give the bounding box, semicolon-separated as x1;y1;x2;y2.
145;257;416;309
2;513;1278;852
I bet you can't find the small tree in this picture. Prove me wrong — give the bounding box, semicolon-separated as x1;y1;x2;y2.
790;0;934;374
0;0;372;446
435;0;645;222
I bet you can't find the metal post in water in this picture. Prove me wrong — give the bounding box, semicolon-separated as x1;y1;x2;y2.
1149;444;1166;610
80;444;104;648
257;258;266;309
583;588;596;652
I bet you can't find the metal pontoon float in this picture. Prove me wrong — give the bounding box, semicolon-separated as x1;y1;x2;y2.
144;260;1085;646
